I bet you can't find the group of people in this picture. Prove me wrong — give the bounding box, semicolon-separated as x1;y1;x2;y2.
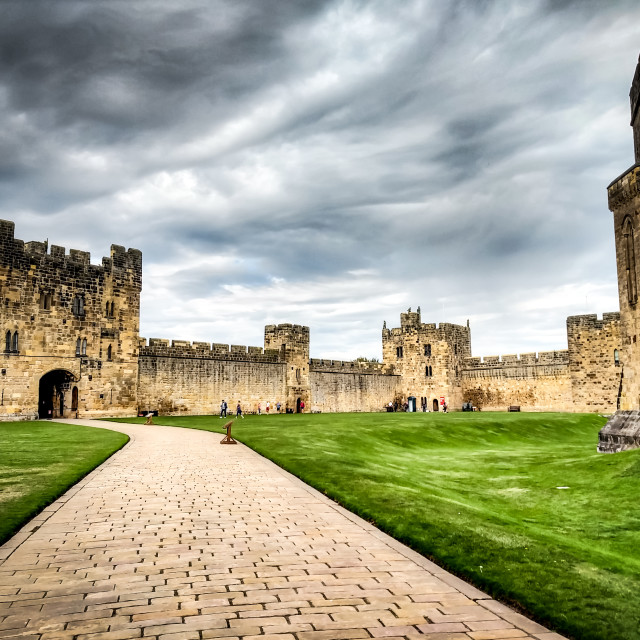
219;399;284;418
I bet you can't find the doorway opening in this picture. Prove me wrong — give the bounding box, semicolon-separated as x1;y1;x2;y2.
432;398;439;412
38;370;75;419
296;397;301;413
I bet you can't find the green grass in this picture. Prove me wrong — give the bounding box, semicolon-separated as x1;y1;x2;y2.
108;411;640;640
0;421;129;546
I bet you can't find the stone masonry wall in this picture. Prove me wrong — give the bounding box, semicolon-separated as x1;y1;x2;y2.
461;351;572;411
567;313;621;413
0;220;141;420
310;370;401;413
137;339;287;415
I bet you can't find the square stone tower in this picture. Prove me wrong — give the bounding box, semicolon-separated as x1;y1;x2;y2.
0;221;142;419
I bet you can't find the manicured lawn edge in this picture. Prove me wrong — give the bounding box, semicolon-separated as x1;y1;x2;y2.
0;422;130;548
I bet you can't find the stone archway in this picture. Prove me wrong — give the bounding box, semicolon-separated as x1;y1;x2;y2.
38;370;76;419
432;398;439;412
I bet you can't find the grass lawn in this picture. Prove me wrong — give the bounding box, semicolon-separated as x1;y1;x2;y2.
109;411;640;640
0;421;129;546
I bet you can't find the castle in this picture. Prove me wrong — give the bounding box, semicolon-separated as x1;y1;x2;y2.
7;53;640;424
0;216;622;420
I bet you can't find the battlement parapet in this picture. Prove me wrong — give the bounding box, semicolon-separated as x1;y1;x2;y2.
384;321;468;338
0;220;142;285
140;337;281;363
464;350;569;370
309;358;397;375
607;165;640;210
567;312;621;330
264;323;309;336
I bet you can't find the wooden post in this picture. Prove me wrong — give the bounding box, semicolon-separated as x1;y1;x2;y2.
220;420;237;444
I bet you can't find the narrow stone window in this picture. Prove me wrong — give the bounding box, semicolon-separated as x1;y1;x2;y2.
429;365;433;377
425;365;429;377
5;331;10;352
81;338;87;356
107;344;112;361
624;217;638;305
105;301;110;316
72;295;85;317
11;331;18;352
110;301;115;317
76;338;81;356
424;344;431;357
614;349;620;365
454;344;458;355
39;292;52;310
396;346;403;358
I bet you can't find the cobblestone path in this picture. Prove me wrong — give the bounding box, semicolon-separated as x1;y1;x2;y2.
0;420;566;640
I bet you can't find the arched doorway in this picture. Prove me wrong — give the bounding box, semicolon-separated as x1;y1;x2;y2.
432;398;439;412
71;387;78;413
38;370;76;419
296;397;301;413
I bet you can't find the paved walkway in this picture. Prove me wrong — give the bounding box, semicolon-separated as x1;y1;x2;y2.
0;420;566;640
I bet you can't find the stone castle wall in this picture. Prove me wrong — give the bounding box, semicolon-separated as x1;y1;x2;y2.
137;339;288;415
461;351;572;412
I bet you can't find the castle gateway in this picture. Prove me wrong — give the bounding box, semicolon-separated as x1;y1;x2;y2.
0;219;621;420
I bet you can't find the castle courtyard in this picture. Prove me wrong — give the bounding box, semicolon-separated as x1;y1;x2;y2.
0;419;566;640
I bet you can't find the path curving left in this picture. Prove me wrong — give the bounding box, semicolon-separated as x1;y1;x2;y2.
0;419;566;640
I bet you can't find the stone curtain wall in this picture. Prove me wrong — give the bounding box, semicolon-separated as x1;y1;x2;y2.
461;351;572;412
309;359;399;413
137;339;288;415
567;313;621;413
0;220;141;420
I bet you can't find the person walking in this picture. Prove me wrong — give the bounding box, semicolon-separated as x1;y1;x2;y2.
236;402;244;419
219;399;227;418
266;401;270;413
276;401;281;413
257;403;261;415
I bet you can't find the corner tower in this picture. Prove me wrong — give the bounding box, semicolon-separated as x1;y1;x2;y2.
599;54;640;451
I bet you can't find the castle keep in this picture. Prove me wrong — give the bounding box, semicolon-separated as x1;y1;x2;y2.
0;216;622;420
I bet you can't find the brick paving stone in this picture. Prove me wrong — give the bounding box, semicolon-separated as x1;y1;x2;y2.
0;420;566;640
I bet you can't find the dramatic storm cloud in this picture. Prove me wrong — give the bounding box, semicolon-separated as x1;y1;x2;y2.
2;0;639;358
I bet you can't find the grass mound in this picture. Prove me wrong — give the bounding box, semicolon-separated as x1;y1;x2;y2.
109;411;640;640
0;421;129;546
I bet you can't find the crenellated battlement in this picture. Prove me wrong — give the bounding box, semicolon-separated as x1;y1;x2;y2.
0;219;142;285
139;338;282;363
464;350;569;370
567;312;620;330
309;358;396;375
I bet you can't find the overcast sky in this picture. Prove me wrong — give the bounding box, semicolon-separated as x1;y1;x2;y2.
2;0;640;359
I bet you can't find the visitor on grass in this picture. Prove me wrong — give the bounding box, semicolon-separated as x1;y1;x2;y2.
236;402;244;419
257;403;261;415
266;400;270;413
219;399;227;418
276;401;281;412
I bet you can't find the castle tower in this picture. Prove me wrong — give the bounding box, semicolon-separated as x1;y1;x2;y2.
264;323;310;412
599;54;640;451
382;308;470;411
0;220;142;419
